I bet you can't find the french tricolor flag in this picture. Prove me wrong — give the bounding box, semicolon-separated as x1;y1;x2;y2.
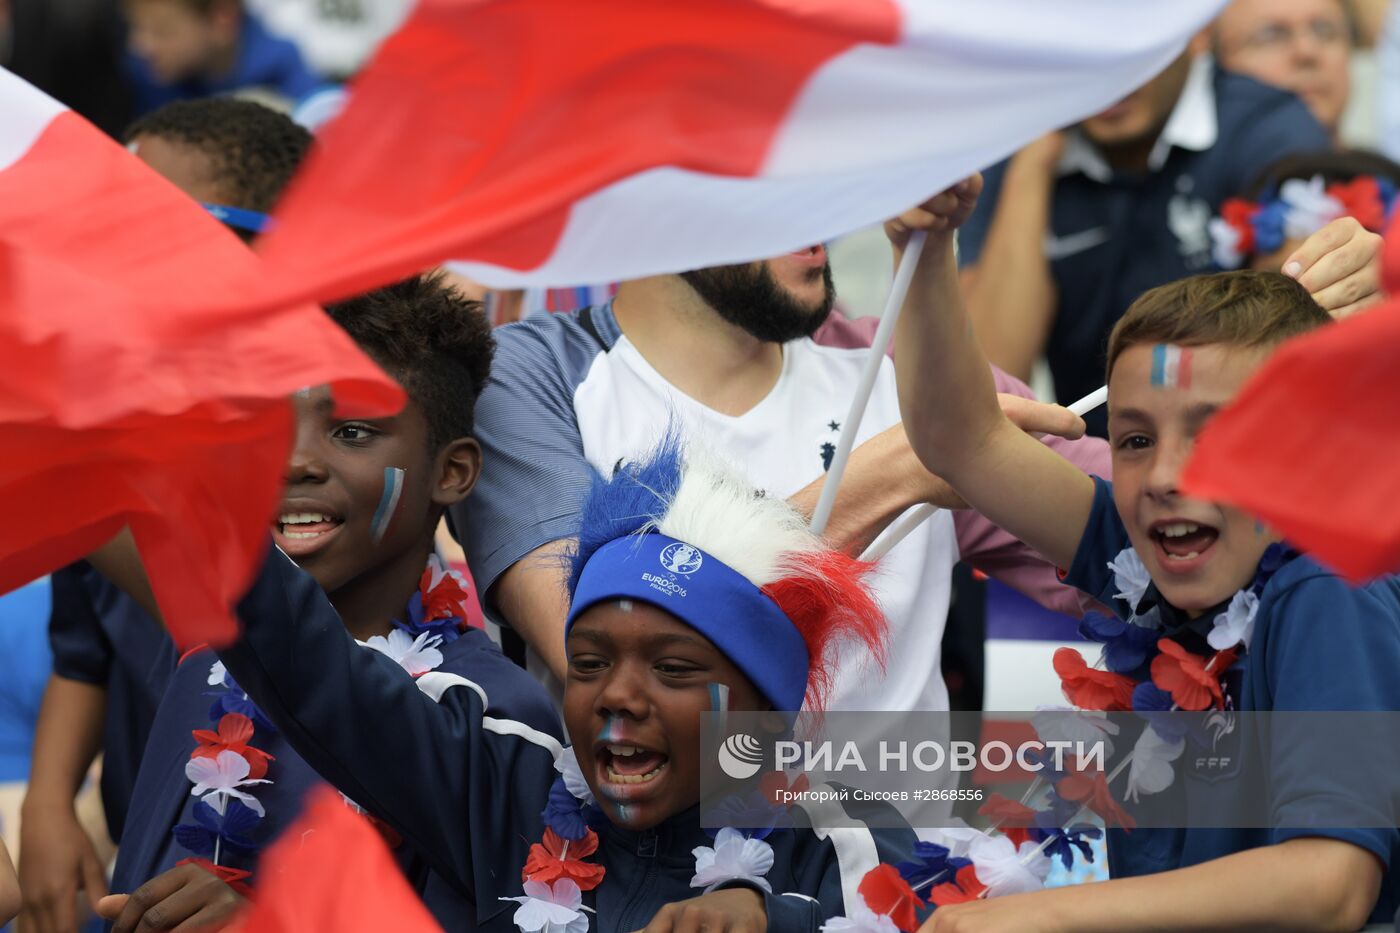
0;68;401;645
1151;344;1193;389
252;0;1227;302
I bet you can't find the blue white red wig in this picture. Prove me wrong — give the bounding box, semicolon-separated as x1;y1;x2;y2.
565;433;886;712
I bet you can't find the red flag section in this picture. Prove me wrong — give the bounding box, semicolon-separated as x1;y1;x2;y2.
254;0;901;304
229;788;443;933
1181;277;1400;581
0;71;403;645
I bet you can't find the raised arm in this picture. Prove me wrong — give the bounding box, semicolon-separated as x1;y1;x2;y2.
215;545;562;901
891;177;1095;571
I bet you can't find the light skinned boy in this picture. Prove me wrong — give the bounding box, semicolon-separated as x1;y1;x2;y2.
891;177;1398;931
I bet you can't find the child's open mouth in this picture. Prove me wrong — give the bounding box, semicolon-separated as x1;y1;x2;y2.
597;743;669;788
273;510;344;556
1150;520;1219;572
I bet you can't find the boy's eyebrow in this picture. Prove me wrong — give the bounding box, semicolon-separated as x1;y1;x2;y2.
1185;401;1221;426
1108;407;1152;426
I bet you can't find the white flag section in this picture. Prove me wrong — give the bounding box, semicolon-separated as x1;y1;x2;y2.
257;0;1228;302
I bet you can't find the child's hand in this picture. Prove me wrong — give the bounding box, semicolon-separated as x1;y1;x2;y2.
632;887;766;933
97;863;246;933
1283;215;1383;319
16;804;107;933
885;175;985;252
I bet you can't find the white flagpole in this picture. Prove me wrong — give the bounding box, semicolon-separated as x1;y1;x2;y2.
857;384;1109;561
809;229;928;536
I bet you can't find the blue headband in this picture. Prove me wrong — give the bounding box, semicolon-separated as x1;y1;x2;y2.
201;202;273;234
566;533;810;711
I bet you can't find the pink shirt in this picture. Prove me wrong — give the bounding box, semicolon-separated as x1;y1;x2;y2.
812;312;1111;617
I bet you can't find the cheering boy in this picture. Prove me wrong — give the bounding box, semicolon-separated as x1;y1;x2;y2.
99;432;919;930
94;274;560;933
19;97;313;933
893;177;1399;930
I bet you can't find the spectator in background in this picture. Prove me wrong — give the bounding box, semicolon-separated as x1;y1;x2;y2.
958;51;1331;435
1;0;132;136
123;0;323;115
454;195;1109;716
244;0;409;80
1213;0;1354;140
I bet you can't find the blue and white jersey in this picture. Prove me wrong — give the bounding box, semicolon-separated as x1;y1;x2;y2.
457;301;961;712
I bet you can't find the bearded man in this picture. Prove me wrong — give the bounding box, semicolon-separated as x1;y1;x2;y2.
453;188;1109;712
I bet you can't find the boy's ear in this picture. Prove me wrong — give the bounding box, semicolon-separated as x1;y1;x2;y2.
432;437;481;508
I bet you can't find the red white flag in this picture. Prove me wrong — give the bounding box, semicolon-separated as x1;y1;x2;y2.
1182;232;1400;581
252;0;1226;302
228;788;443;932
0;67;402;644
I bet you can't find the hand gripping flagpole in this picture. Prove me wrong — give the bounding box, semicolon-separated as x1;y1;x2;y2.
857;384;1110;561
809;230;928;537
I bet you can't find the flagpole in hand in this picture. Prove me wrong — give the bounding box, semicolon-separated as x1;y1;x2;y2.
809;231;928;536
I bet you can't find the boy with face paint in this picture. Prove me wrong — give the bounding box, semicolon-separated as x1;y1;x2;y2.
94;275;561;933
19;97;313;933
171;436;920;931
893;181;1400;930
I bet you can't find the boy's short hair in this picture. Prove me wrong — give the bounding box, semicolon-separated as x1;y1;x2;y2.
124;97;311;214
1106;270;1331;379
327;273;495;450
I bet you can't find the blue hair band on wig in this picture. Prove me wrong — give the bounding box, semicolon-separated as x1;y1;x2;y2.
565;431;686;598
567;533;809;712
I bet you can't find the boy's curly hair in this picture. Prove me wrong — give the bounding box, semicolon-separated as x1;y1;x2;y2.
326;273;495;451
125;97;312;216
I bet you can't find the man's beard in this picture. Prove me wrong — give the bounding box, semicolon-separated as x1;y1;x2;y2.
679;260;836;344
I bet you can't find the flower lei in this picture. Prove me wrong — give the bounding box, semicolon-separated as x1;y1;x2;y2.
504;752;798;932
817;820;1068;931
172;556;476;883
1208;174;1398;269
820;544;1296;929
1061;543;1294;801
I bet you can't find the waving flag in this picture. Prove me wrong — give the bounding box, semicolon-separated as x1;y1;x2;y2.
0;68;402;645
252;0;1227;302
1183;232;1400;581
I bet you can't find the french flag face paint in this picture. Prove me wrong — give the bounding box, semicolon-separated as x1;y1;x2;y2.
597;714;626;745
1150;344;1192;389
370;467;405;543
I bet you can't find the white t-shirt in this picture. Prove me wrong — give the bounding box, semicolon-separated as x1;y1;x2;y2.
460;302;959;712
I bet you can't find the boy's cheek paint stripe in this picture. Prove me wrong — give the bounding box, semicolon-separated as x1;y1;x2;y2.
370;467;405;543
1150;344;1192;388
